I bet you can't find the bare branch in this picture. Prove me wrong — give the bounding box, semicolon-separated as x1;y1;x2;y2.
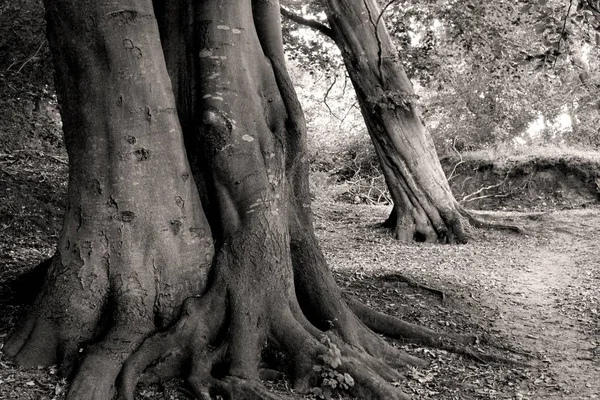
585;0;600;14
280;6;335;40
460;174;509;204
16;41;44;73
339;100;358;127
323;73;342;120
554;0;573;68
447;136;464;181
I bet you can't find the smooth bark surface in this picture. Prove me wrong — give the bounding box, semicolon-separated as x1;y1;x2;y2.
4;1;482;399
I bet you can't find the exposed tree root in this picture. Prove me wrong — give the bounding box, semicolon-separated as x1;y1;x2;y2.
379;273;446;303
105;215;437;400
383;201;524;243
383;206;473;244
460;207;524;235
345;294;528;365
117;284;227;400
117;297;418;400
344;295;474;346
107;193;511;400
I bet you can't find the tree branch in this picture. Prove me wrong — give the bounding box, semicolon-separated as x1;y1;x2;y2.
554;0;573;67
280;6;335;40
585;0;600;14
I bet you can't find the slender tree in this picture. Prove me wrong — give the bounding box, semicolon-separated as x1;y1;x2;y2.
283;0;520;243
4;0;475;399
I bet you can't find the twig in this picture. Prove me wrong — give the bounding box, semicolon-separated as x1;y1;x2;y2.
6;59;20;71
354;237;386;245
461;371;492;383
339;101;358;126
342;73;349;97
462;193;510;203
585;0;600;14
323;73;342;120
375;0;397;30
48;154;68;165
460;175;508;203
448;136;464;181
16;41;44;73
1;149;68;165
553;0;573;68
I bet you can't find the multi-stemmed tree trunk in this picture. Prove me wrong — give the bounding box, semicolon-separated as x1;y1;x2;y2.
284;0;488;243
4;0;475;399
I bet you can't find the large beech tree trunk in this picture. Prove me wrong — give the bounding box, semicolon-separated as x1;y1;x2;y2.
323;0;472;243
4;1;476;399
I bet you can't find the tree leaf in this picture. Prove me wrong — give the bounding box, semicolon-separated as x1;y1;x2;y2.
344;373;355;387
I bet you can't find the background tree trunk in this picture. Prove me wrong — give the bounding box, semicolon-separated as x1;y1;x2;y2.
324;0;472;243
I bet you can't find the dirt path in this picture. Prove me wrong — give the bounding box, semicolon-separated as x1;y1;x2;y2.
486;209;600;399
316;203;600;399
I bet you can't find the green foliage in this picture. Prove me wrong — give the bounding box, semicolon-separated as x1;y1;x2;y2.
309;336;355;400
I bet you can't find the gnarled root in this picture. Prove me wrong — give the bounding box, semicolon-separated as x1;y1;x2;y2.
113;220;426;400
345;294;476;346
5;208;505;400
117;283;227;400
383;201;523;243
460;207;524;235
117;293;417;400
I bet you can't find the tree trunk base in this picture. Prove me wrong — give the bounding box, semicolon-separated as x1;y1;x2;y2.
111;220;431;400
384;205;472;244
383;204;523;243
4;221;508;400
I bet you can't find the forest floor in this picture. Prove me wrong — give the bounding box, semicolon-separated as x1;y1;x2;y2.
0;151;599;399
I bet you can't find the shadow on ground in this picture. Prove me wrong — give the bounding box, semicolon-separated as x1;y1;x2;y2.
1;150;599;399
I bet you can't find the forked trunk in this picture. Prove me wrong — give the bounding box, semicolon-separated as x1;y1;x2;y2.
324;0;472;243
4;1;479;399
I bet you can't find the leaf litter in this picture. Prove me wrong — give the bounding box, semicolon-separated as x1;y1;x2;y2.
1;153;599;399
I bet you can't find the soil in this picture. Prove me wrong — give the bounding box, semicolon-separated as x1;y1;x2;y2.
440;154;600;212
1;150;599;399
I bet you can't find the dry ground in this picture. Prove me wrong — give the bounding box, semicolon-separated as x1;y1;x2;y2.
316;202;600;399
1;151;599;399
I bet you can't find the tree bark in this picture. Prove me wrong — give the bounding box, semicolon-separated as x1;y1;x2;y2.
322;0;473;243
4;1;479;399
3;1;214;398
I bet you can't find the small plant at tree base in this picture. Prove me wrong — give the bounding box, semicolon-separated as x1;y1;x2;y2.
309;336;355;399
